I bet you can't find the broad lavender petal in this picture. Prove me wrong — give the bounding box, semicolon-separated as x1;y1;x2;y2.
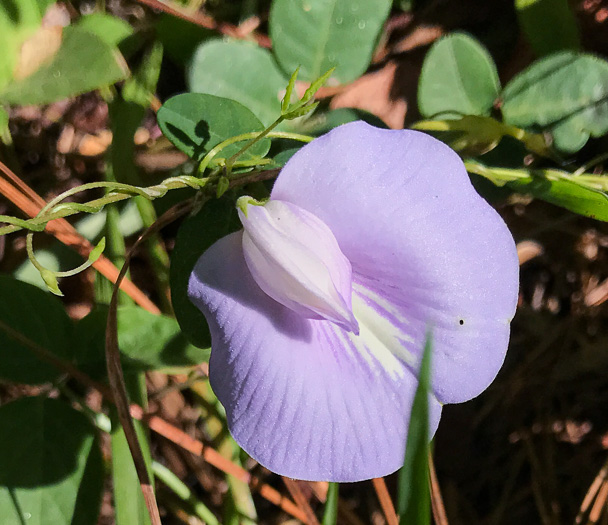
188;232;442;482
238;197;358;333
271;121;519;404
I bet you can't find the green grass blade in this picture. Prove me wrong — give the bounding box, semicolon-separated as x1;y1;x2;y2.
397;332;433;524
321;483;339;525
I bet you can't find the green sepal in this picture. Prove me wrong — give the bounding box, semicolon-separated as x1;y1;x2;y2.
282;67;300;113
40;268;63;296
216;176;230;198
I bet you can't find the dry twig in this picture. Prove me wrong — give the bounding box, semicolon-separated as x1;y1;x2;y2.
372;477;399;525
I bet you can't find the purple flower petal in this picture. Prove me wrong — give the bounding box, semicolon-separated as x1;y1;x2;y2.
271;122;519;404
188;121;519;481
189;232;443;482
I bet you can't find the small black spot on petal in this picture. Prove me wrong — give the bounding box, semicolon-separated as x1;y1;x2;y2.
459;319;464;325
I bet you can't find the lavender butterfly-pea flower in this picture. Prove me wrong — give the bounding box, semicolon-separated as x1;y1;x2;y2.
188;121;519;482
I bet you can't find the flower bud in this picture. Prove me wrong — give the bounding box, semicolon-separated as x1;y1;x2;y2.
237;196;359;334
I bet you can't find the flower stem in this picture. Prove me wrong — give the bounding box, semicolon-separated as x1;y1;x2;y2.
225;117;283;173
198;128;313;176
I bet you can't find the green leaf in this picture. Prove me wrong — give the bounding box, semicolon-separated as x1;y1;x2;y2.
40;267;63;296
0;106;10;144
282;67;300;113
283;101;319;120
187;39;287;126
297;107;388;135
0;276;72;384
397;333;432;524
73;306;211;378
123;41;163;108
216;176;230;198
0;26;129;105
0;0;47;91
74;12;134;47
502;51;608;153
110;42;164;187
281;67;334;120
515;0;580;57
35;0;57;13
418;32;500;119
157;93;270;161
156;14;212;64
171;198;240;349
300;67;335;105
112;421;151;525
507;173;608;221
87;236;106;263
395;0;413;11
111;374;153;525
321;483;339;525
270;0;392;84
0;397;103;525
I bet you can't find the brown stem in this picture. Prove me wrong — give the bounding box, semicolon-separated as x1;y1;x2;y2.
283;478;320;525
429;452;449;525
372;477;398;525
105;200;194;525
134;0;271;48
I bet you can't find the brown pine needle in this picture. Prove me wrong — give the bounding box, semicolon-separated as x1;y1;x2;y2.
429;452;449;525
588;480;608;524
308;482;366;525
372;477;398;525
578;460;608;524
283;478;320;525
134;0;271;48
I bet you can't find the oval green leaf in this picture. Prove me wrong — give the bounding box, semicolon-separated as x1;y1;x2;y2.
157;93;270;161
0;0;48;91
187;39;287;126
270;0;391;84
0;26;128;105
418;32;500;119
74;13;134;47
73;305;211;378
502;51;608;153
156;14;212;64
515;0;580;57
0;276;73;384
0;396;103;525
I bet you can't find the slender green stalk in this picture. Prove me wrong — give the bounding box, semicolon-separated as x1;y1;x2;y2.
225;118;283;172
198;130;314;175
111;373;154;525
153;462;220;525
191;379;258;524
71;402;218;525
0;176;207;236
321;483;339;525
464;160;608;192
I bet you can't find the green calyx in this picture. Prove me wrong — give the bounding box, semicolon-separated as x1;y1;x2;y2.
236;196;267;216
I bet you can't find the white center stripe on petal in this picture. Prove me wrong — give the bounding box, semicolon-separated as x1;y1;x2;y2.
326;283;417;380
